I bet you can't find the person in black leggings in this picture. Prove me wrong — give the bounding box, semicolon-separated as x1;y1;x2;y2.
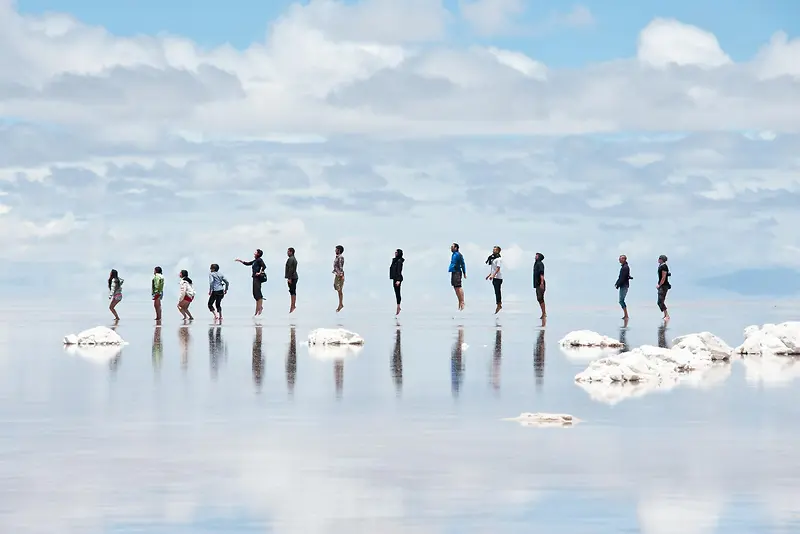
207;263;229;322
389;249;404;315
485;246;503;314
236;248;267;316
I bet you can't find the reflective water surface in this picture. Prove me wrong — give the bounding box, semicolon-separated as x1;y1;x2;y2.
1;302;800;533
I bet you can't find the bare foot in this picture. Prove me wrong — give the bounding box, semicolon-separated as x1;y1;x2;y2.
336;305;343;312
495;304;502;314
396;305;401;315
289;306;296;313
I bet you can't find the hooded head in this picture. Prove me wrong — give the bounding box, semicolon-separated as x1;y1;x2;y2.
535;252;544;261
395;249;404;261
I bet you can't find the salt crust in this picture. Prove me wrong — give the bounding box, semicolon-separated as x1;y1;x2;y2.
559;330;623;348
503;412;581;427
63;326;126;346
734;322;800;355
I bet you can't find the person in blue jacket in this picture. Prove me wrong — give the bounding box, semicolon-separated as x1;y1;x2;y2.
449;243;467;310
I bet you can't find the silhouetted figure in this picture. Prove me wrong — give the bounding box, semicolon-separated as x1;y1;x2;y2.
178;325;190;370
658;324;668;348
252;325;264;389
334;360;344;398
152;326;163;373
451;328;465;397
208;326;225;380
391;327;403;395
490;328;502;392
534;330;545;388
286;326;297;395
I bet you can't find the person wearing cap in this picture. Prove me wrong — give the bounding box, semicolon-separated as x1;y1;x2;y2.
656;254;671;321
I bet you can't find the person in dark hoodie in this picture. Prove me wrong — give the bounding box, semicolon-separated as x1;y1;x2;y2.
657;254;671;322
615;254;632;321
533;252;546;319
389;249;404;315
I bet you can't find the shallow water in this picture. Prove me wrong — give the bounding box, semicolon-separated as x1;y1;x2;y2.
1;302;800;533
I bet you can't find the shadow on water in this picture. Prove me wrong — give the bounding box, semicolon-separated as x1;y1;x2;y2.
286;326;296;396
208;326;226;380
152;326;162;374
179;325;190;371
533;329;545;388
451;327;464;397
658;324;669;348
490;328;502;393
391;327;402;396
252;325;264;390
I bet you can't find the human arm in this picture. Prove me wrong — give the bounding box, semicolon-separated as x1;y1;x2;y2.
460;255;466;278
222;275;229;293
658;268;668;288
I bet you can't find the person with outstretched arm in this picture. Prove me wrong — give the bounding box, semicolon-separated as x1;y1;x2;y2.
485;246;503;314
449;243;467;311
533;252;546;319
656;254;671;322
208;263;229;322
615;254;632;321
285;247;298;313
235;249;267;316
389;249;404;316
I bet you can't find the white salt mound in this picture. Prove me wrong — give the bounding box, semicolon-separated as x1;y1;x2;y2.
734;322;800;355
559;330;623;348
63;326;126;346
307;328;364;346
671;331;732;361
503;412;581;427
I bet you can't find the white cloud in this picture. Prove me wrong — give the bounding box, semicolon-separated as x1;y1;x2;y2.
459;0;525;36
637;18;732;68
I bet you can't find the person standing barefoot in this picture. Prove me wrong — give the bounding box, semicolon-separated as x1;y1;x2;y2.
533;252;546;319
285;247;298;313
108;269;123;321
615;255;632;321
389;249;404;315
333;245;345;312
177;270;195;321
236;249;267;316
485;246;503;314
152;266;164;323
448;243;467;310
208;263;229;322
656;254;671;322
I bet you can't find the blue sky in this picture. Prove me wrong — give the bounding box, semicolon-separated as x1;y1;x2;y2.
15;0;800;66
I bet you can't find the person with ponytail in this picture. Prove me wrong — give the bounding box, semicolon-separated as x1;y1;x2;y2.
177;269;195;321
485;246;503;314
107;269;124;321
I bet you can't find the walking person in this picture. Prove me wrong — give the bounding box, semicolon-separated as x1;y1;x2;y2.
533;252;546;319
208;263;229;322
108;269;124;321
333;245;345;312
285;247;298;313
449;243;467;310
657;254;671;322
177;269;195;321
152;266;164;322
389;249;404;315
485;246;503;314
615;254;632;321
235;249;267;316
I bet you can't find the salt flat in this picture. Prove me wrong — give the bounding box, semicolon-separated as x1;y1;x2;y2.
1;300;799;533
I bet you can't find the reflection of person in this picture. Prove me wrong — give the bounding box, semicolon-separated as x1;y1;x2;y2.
533;329;545;388
236;249;267;316
450;328;465;396
333;245;345;312
252;325;264;389
615;255;632;321
485;246;503;314
334;360;344;397
657;254;671;322
491;328;502;391
208;326;225;380
178;325;190;370
152;266;164;323
389;249;404;316
619;327;630;352
658;324;668;348
286;326;297;395
152;326;163;371
391;327;402;395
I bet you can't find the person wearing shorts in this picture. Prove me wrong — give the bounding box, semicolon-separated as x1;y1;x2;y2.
152;266;164;322
285;247;298;313
449;243;467;310
177;269;195;321
236;249;267;316
533;252;546;319
107;269;124;321
333;245;345;312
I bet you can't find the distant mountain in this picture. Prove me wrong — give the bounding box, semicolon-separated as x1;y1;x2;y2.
697;267;800;296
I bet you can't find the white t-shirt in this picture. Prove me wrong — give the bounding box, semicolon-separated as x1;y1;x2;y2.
490;257;503;279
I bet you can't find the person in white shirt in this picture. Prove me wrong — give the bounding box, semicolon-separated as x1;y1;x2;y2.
177;269;195;321
485;245;503;314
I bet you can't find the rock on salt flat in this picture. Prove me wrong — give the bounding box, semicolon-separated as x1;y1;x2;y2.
63;326;126;346
307;328;364;346
734;322;800;355
559;330;623;348
503;412;581;427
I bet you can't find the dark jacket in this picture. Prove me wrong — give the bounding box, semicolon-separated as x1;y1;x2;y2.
285;256;298;280
533;253;545;288
616;262;632;289
390;257;404;281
